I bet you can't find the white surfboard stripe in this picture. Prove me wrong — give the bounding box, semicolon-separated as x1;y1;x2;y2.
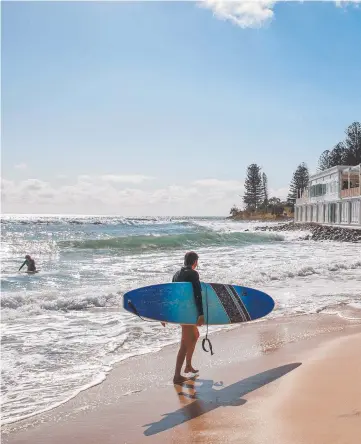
224;285;247;322
226;285;251;322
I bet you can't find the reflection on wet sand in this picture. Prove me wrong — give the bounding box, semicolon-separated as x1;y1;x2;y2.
143;363;301;436
172;380;209;441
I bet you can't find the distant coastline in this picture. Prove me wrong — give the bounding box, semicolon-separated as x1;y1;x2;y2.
229;211;293;222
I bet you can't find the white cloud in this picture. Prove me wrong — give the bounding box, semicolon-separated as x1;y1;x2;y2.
19;179;48;191
335;0;361;7
78;175;92;182
1;178;15;202
14;163;28;170
201;0;276;28
193;178;244;192
99;174;154;184
269;186;288;200
1;175;291;216
1;175;248;216
201;1;361;29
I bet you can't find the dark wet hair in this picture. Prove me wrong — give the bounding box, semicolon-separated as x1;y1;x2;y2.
184;251;199;267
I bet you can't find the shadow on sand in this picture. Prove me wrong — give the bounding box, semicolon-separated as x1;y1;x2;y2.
143;362;301;436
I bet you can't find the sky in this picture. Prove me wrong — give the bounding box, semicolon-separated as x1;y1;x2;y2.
2;0;361;216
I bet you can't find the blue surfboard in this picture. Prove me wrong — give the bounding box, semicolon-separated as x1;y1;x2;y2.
123;282;274;325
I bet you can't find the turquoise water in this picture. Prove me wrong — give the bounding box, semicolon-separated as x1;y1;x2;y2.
1;215;361;424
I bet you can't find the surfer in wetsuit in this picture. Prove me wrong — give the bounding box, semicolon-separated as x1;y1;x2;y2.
170;251;204;384
19;255;36;273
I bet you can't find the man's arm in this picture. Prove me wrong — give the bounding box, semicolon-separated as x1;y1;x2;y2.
18;260;26;271
190;271;204;317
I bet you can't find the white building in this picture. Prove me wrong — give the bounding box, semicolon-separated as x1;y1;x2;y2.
294;164;361;226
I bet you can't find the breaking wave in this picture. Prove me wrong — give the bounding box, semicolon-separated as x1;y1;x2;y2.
0;291;118;312
0;216;200;227
58;231;285;252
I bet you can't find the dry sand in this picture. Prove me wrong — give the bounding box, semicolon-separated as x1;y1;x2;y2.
2;313;361;444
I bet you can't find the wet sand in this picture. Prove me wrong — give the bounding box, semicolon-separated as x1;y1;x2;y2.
265;333;361;444
2;312;361;444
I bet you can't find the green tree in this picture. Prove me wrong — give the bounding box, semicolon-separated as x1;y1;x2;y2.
343;121;361;165
318;122;361;170
243;164;263;211
329;142;346;166
318;149;331;171
318;143;345;170
268;197;281;206
229;205;239;217
287;163;309;209
268;197;285;216
262;172;268;208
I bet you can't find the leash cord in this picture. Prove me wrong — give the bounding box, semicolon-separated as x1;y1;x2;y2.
127;300;158;323
201;285;214;355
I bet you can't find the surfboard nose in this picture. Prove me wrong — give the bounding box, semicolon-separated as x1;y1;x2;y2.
232;286;275;320
264;292;275;312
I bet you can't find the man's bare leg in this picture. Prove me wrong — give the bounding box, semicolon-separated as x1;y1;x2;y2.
184;326;199;373
173;325;199;384
173;339;188;384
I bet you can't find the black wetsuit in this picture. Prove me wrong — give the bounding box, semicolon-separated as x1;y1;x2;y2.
19;259;36;272
172;266;203;316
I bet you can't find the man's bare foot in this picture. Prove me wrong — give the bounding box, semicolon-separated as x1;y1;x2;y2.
173;375;189;385
184;366;199;374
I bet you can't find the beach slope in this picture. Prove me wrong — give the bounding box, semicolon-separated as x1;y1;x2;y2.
2;314;361;444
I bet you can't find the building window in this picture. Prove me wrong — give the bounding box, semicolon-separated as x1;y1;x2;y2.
310;183;327;197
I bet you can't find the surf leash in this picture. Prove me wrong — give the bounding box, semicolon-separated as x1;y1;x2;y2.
202;285;214;355
126;300;158;323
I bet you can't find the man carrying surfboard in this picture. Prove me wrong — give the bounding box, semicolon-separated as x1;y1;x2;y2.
171;251;204;384
18;255;36;273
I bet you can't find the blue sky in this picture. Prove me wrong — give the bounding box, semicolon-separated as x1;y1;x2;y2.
2;1;361;215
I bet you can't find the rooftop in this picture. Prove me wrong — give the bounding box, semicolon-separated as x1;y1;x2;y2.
309;164;360;181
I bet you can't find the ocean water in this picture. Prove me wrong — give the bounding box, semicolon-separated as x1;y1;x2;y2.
1;215;361;424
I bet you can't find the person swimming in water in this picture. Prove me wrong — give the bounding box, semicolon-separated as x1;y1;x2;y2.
19;255;36;273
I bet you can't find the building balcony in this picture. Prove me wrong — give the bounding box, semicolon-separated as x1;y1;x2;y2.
341;187;360;198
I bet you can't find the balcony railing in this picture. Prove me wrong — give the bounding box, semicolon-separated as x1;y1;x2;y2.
341;187;360;198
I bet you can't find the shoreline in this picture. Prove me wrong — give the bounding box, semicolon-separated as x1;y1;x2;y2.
227;215;293;222
2;306;360;428
3;310;361;443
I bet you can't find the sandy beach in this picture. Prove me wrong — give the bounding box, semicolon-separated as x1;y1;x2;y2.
2;311;361;444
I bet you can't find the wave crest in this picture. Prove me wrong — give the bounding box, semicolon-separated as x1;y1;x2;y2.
58;231;285;251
